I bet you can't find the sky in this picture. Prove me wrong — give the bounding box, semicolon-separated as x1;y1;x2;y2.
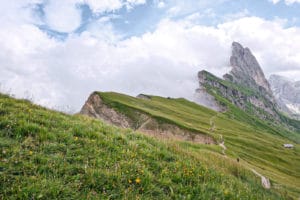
0;0;300;112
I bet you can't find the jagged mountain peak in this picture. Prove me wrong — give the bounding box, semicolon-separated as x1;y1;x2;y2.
231;41;251;56
195;42;279;121
224;42;272;95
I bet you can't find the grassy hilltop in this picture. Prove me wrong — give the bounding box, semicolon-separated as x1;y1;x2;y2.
0;92;299;199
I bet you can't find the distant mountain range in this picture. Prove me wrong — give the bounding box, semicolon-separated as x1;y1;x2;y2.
269;74;300;118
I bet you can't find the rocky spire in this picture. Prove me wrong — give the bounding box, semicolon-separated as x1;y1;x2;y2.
224;42;273;95
195;42;279;120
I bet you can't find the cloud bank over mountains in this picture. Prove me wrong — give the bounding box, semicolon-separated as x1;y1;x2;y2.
0;1;300;112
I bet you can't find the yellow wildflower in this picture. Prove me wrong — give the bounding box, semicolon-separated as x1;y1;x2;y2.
224;189;229;195
29;151;33;155
74;136;78;141
135;178;141;184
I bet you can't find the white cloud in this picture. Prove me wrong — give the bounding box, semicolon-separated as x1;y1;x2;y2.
153;0;166;8
270;0;281;3
126;0;146;5
84;17;121;42
218;17;300;77
0;2;300;112
44;0;82;33
222;9;250;22
79;0;123;13
42;0;147;33
166;0;230;17
286;0;300;4
78;0;146;12
0;1;43;26
270;0;300;5
157;1;166;8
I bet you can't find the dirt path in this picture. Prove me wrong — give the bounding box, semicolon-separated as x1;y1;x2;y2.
209;114;271;189
209;116;216;132
209;114;227;155
138;117;152;130
251;169;271;189
219;134;227;155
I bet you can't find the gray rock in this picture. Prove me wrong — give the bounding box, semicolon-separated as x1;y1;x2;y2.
224;42;273;97
137;94;152;100
195;42;279;120
80;92;131;128
269;74;300;117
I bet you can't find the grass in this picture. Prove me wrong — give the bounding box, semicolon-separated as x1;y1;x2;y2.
98;92;216;134
0;93;293;199
95;91;300;199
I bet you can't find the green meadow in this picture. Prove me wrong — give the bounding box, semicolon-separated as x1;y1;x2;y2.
0;92;299;199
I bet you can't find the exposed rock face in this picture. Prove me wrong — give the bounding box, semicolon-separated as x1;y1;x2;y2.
197;70;277;118
224;42;273;96
269;75;300;118
196;42;278;120
137;118;215;144
80;92;131;128
80;92;216;144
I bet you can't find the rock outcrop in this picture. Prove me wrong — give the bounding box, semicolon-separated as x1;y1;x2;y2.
80;92;216;144
80;92;131;128
223;42;276;104
224;42;273;96
195;42;279;120
269;74;300;118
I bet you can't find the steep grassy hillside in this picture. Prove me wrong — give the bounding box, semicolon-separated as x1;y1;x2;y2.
94;92;300;199
0;93;293;199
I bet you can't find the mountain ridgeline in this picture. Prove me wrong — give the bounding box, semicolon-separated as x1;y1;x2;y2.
195;42;300;131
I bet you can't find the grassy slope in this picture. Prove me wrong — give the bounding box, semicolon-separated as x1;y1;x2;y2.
0;94;290;199
199;72;300;197
97;92;300;199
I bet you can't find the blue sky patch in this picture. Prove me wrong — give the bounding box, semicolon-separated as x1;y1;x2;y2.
31;0;300;40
